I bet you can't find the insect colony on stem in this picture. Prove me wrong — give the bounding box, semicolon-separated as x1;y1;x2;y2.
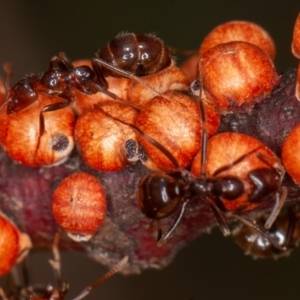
1;14;300;295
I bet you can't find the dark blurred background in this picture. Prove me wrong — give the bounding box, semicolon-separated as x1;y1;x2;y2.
0;1;300;299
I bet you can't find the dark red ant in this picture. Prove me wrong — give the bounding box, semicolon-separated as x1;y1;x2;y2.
3;52;118;136
93;58;287;250
233;204;300;259
0;232;128;300
96;33;173;77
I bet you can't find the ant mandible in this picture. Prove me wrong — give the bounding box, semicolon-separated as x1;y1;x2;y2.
93;57;287;250
0;232;128;300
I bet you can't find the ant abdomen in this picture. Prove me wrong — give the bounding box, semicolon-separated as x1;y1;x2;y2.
97;33;172;77
137;172;185;219
6;76;39;114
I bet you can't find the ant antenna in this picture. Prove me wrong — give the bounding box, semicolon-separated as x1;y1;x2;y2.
212;146;263;176
93;57;189;110
264;187;287;229
158;200;190;245
95;104;180;169
197;79;208;178
72;256;128;300
93;58;163;98
167;47;198;56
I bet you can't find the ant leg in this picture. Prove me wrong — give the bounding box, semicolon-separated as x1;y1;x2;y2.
284;205;298;249
0;287;8;300
201;196;231;236
72;256;128;300
167;46;198;56
92;58;163;98
158;200;189;245
48;231;68;296
155;220;163;243
39;96;72;135
209;202;231;236
48;52;74;71
91;59;109;90
264;187;287;229
94;105;179;168
213;146;262;177
89;82;142;112
233;214;287;252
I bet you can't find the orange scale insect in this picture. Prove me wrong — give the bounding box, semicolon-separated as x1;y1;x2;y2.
52;172;106;242
75;100;139;172
0;212;32;277
0;93;75;167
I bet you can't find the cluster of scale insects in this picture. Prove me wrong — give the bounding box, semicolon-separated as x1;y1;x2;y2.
2;16;300;298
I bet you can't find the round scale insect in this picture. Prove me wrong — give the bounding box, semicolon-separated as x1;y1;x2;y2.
52;172;107;242
0;232;128;300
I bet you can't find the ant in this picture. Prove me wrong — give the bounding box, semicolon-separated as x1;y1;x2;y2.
233;204;300;259
93;58;287;250
3;52;117;136
0;232;128;300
